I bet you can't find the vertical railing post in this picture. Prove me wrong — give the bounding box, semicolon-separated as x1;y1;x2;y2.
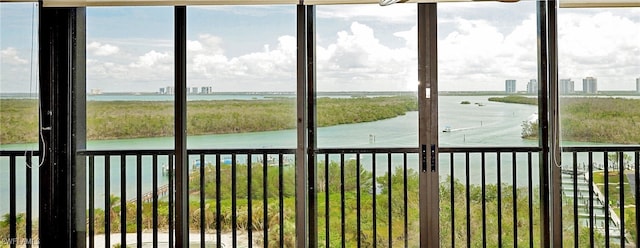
174;6;189;247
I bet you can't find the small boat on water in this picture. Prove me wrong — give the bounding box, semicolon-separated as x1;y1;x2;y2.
442;126;452;132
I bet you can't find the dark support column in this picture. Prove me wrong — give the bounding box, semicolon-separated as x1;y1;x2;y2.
418;3;439;247
295;4;309;248
174;6;189;247
305;5;318;248
38;7;87;247
547;0;562;247
537;1;552;247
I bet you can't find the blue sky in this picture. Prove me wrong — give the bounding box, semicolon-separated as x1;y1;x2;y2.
1;2;638;93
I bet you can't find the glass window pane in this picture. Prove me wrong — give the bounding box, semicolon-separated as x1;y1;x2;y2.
316;4;418;149
86;7;174;150
0;2;40;240
558;8;640;247
86;7;174;244
316;4;419;247
437;2;540;247
438;2;539;148
186;6;296;149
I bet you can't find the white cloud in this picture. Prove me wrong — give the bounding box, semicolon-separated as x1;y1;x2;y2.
130;50;172;68
317;22;416;91
187;40;203;52
87;42;120;56
0;47;28;65
558;11;640;90
187;34;296;91
437;14;538;91
317;4;416;24
78;8;636;92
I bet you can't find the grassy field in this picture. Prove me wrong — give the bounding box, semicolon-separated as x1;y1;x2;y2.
0;96;417;144
489;96;640;144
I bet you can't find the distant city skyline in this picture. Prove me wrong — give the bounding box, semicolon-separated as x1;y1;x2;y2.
82;76;640;94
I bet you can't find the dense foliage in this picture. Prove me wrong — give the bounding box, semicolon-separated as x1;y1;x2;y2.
0;159;613;247
489;96;640;144
488;95;538;105
0;96;417;144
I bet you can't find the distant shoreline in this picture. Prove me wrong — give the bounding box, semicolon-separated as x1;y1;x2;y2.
0;96;418;144
2;90;640;99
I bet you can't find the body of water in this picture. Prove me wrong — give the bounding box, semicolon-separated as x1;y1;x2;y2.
0;94;623;216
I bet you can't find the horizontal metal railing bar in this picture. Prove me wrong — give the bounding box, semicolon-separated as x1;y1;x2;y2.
439;146;542;153
562;146;640;152
316;147;419;153
189;148;296;154
319;146;541;153
26;146;640;158
75;148;296;156
6;146;640;158
0;150;41;156
76;149;174;156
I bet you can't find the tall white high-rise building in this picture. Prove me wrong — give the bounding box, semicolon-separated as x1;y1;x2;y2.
582;77;597;94
560;79;575;94
505;80;516;93
636;77;640;93
526;79;537;94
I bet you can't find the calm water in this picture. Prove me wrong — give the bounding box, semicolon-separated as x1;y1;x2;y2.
0;95;617;216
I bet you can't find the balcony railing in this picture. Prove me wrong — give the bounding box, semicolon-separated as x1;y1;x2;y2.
1;146;639;247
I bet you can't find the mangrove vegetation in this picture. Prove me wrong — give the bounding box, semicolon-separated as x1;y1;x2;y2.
489;96;640;144
0;96;417;144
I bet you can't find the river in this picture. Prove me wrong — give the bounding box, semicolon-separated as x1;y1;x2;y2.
0;95;616;216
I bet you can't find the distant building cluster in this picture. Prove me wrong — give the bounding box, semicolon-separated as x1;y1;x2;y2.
501;76;623;95
200;86;212;94
89;88;103;95
159;86;213;95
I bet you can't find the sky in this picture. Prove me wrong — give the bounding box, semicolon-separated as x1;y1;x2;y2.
0;2;638;93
